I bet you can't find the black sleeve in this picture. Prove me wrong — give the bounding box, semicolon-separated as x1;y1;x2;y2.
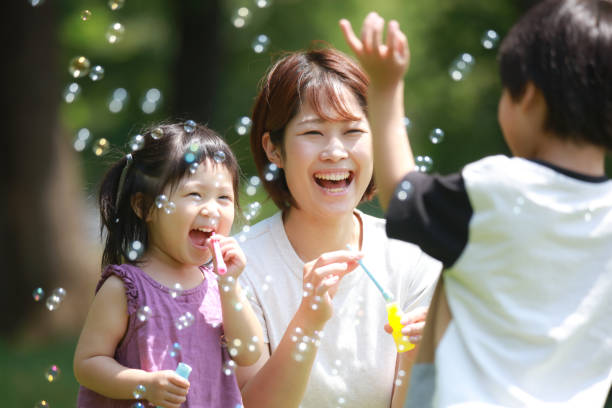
385;171;472;269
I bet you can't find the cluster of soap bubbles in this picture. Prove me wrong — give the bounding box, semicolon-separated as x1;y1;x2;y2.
414;155;434;173
227;335;260;358
243;201;262;223
35;287;67;311
290;327;323;362
448;29;499;82
235;116;252;136
140;88;162;114
154;194;176;215
126;240;144;261
175;311;195;330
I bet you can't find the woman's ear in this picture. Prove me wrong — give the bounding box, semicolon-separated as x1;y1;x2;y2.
131;193;150;221
262;132;283;168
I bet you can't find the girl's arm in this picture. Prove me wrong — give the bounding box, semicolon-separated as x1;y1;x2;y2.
73;275;189;408
235;250;363;408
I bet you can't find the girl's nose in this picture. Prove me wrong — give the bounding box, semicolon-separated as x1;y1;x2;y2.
319;137;349;161
200;206;220;218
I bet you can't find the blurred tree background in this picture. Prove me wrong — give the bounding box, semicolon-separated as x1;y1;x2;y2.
3;0;611;406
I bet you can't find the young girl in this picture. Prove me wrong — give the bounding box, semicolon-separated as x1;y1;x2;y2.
74;122;264;408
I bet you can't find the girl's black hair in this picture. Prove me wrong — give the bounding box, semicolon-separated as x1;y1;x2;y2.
98;122;240;268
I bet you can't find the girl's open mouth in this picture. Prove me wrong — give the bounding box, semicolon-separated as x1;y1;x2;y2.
189;227;214;248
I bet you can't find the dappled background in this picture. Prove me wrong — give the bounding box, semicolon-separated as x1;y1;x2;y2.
4;0;610;406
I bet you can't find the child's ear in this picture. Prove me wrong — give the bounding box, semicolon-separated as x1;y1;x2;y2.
262;132;284;168
131;193;151;221
520;82;547;127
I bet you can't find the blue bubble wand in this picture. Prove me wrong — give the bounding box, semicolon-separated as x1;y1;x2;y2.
347;245;414;352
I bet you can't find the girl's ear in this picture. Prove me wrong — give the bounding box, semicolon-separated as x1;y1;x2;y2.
131;193;152;221
262;132;284;168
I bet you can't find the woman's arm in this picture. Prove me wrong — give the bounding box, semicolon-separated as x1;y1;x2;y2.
73;275;189;408
236;250;363;408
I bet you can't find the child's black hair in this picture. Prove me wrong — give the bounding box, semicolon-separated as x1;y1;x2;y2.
498;0;612;150
98;122;240;268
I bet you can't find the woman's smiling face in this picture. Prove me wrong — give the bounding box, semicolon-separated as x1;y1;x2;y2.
273;86;373;219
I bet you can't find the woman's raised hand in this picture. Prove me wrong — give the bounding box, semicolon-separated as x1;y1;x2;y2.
298;250;363;328
340;12;410;89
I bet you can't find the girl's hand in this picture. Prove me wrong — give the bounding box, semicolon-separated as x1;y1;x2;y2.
144;370;190;408
384;306;427;344
298;250;363;328
208;234;246;278
340;12;410;89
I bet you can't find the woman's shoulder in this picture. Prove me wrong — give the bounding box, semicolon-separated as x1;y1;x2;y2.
236;212;283;252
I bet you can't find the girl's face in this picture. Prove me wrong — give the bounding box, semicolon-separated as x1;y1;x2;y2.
146;159;235;267
273;87;373;219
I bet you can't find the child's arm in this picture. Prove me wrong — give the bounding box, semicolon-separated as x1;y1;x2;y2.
73;275;189;408
211;235;265;366
340;12;414;211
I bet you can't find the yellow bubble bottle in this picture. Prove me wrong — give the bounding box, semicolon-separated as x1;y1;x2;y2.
386;301;415;353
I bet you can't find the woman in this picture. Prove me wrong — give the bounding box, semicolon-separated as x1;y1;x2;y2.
236;46;441;408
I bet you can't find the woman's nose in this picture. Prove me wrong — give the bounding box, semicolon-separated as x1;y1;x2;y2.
319;137;348;161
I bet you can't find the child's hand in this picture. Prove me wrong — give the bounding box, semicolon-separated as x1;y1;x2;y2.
340;12;410;89
208;234;246;278
144;370;190;408
384;306;427;344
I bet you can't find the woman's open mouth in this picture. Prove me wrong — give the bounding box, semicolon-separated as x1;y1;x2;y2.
313;171;354;193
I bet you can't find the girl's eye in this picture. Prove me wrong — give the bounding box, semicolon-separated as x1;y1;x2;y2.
189;192;202;199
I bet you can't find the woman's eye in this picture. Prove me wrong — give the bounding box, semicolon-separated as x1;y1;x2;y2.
219;195;233;202
346;129;365;135
303;130;323;136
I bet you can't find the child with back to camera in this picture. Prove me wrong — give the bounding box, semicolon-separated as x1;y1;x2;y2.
74;122;264;408
341;1;612;406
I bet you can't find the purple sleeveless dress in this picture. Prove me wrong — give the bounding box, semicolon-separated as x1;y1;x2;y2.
77;263;243;408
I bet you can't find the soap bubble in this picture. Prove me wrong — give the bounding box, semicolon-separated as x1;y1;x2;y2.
29;0;45;6
81;10;92;21
141;88;162;114
255;0;272;7
126;240;144;261
429;128;445;144
184;120;196;133
151;127;164;140
73;128;91;152
45;365;61;382
63;82;81;104
403;116;412;131
155;194;168;209
106;22;125;44
108;0;125;11
32;287;44;302
222;359;237;375
108;88;128;113
264;163;280;181
89;65;105;81
213;151;226;163
243;201;262;222
414;155;433;173
68;56;91;78
235;116;252;136
252;34;270;54
448;53;475;81
34;401;49;408
163;201;176;215
92;138;110;156
169;342;181;358
189;162;199;174
52;287;67;301
231;7;251;28
481;29;500;50
45;294;62;311
396;180;413;201
132;384;146;399
136;305;152;322
175;311;195;330
131;403;145;408
129;134;145;152
169;283;183;299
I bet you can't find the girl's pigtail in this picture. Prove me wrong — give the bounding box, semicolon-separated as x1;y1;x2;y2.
99;154;132;267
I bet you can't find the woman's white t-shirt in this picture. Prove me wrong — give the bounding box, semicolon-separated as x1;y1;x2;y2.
238;210;441;407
